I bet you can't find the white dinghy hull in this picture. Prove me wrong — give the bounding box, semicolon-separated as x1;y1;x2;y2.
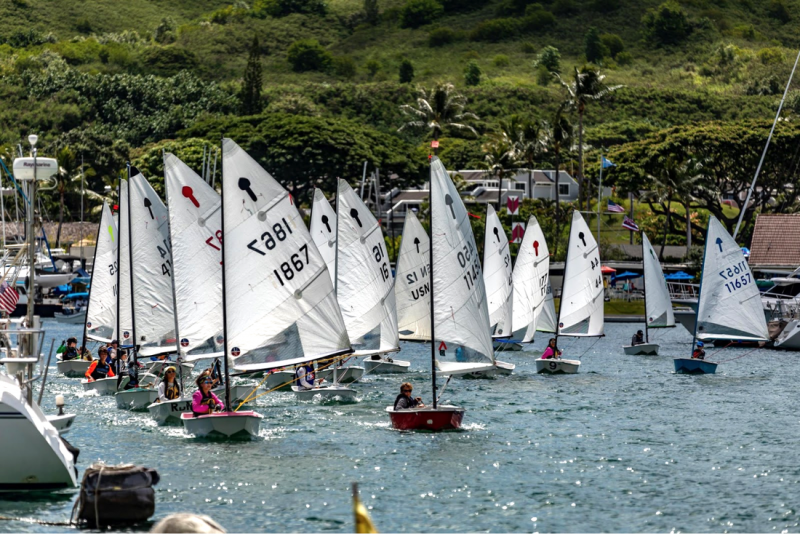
292;384;357;402
623;343;660;356
264;370;296;391
535;358;581;374
116;388;159;411
181;411;262;438
81;377;118;395
148;398;192;425
462;359;516;378
57;359;90;378
317;366;364;384
363;357;411;374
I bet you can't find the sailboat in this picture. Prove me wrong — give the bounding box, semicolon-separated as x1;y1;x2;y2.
395;209;430;344
329;179;402;381
535;211;604;374
62;201;116;379
148;154;249;425
115;169;174;410
479;205;518;370
623;232;675;355
674;216;768;374
387;157;495;431
510;216;552;344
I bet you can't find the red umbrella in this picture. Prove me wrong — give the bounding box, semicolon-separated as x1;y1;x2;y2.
600;265;616;274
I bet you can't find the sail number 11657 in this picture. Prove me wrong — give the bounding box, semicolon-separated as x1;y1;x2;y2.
719;260;750;293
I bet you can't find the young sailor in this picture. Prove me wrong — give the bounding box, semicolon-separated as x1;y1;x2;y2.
85;347;115;381
541;338;562;360
394;382;425;410
192;372;224;416
294;363;317;390
631;330;645;346
157;366;181;401
61;337;80;361
691;341;706;360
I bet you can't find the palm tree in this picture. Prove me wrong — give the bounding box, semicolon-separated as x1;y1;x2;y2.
398;82;479;148
640;155;704;260
543;104;573;257
557;66;623;210
482;132;517;211
500;115;546;201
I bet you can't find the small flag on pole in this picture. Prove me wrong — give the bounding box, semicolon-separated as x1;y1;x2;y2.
602;156;616;169
506;195;520;215
353;483;378;533
622;215;640;232
0;281;20;314
607;200;625;213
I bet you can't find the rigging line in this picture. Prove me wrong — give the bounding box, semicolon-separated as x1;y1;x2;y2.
715;345;762;364
576;336;602;359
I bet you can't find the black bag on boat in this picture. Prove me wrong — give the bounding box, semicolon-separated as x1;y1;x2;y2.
77;463;160;527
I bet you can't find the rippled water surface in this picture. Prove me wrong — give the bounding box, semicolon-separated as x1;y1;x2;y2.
2;319;799;533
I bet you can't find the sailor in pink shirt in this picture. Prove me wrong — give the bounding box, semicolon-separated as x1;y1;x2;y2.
192;372;225;416
541;338;562;359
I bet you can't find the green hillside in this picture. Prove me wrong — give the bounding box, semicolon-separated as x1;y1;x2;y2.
0;0;798;249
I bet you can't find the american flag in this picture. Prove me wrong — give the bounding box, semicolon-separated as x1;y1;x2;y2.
0;281;19;314
622;216;640;232
607;200;625;213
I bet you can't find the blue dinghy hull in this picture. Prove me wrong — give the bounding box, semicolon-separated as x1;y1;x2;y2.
674;358;718;375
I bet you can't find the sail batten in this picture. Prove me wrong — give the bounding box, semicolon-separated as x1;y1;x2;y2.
558;211;604;337
483;205;513;338
164;154;224;360
84;201;118;342
695;216;768;342
430;157;494;368
222;139;350;372
395;210;431;341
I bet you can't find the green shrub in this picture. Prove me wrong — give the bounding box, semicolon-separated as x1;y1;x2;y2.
75;18;93;34
464;60;481;86
365;58;381;78
757;47;784;65
400;0;444;28
139;46;198;75
642;1;691;46
469;18;519;42
534;44;560;73
154;17;177;44
286;39;332;72
493;54;510;67
615;51;633;65
584;27;607;63
399;58;414;83
254;0;328;16
552;0;577;15
521;42;536;54
521;6;555;31
535;63;551;85
600;33;624;58
208;5;246;24
333;55;357;78
428;27;457;47
768;0;790;22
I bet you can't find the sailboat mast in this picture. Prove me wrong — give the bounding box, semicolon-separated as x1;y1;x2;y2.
333;181;340;386
115;181;122;348
429;175;437;409
218;139;232;409
553;214;576;349
126;165;138;366
80;211;104;351
163;156;184;389
689;225;711;357
642;238;649;344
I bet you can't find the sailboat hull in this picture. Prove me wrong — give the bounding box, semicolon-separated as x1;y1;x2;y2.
144;360;194;377
115;388;159;411
535;358;581;374
214;384;252;408
148;398;192;425
265;370;296;391
673;358;718;375
493;340;523;352
81;377;118;395
363;357;411;374
386;405;464;431
57;359;91;378
292;385;357;402
181;411;261;438
623;343;660;356
317;366;364;384
462;359;516;378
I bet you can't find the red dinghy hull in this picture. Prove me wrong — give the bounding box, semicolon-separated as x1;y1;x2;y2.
386;405;465;431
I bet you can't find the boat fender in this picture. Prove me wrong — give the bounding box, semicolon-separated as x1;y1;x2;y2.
77;463;160;527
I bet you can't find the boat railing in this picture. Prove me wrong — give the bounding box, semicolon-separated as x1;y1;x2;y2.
667;282;699;300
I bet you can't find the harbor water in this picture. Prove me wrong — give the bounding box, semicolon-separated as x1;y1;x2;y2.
2;319;798;533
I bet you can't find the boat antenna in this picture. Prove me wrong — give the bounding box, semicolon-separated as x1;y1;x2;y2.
733;48;800;240
218;138;232;410
126;163;139;370
429;161;437;410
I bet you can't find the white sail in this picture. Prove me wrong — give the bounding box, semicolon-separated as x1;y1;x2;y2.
395;210;431;341
128;170;177;356
538;286;558;333
558;211;604;337
221;139;350;372
85;201;118;343
164;153;224;360
117;179;134;346
310;188;337;286
642;232;675;328
483;205;513;338
695;216;768;342
336;179;399;353
511;216;550;342
430;157;494;374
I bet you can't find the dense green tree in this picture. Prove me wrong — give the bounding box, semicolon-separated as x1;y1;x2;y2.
364;0;379;24
287;39;332;72
400;0;444;28
642;1;690;46
464;61;482;86
535;45;561;74
584;27;607;63
239;36;263;115
398;58;415;84
482;132;517;210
